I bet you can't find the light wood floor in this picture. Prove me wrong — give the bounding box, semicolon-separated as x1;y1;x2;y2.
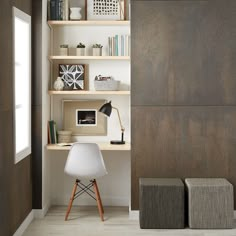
23;206;236;236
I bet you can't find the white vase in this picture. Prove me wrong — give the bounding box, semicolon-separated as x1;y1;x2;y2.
93;48;102;56
70;7;82;20
53;77;64;91
76;48;85;56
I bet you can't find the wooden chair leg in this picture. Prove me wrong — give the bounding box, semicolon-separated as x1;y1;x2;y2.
65;179;78;221
93;179;104;221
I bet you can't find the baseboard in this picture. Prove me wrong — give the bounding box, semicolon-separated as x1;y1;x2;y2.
34;201;51;219
13;210;34;236
129;209;139;220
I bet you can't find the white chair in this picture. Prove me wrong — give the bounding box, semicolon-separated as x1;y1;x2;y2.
64;143;108;221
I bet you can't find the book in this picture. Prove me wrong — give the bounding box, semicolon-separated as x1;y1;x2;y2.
50;0;57;20
48;120;57;144
49;0;62;20
62;0;69;21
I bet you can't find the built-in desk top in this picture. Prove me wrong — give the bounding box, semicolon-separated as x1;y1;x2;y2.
46;142;131;151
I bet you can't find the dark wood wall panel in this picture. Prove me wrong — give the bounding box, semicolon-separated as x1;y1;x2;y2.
0;0;36;235
131;106;236;209
131;0;236;106
131;0;236;210
32;0;42;209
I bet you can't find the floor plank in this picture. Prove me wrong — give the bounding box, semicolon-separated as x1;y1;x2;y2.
23;206;236;236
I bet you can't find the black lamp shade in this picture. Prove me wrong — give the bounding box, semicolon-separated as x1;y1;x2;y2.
99;101;112;117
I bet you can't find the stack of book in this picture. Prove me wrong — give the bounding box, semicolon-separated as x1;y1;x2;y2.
48;0;69;21
48;120;57;144
108;35;130;56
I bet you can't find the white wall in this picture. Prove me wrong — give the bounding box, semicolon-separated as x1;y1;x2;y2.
42;3;131;208
49;150;130;206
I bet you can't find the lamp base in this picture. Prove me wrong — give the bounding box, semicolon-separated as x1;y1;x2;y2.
110;140;125;145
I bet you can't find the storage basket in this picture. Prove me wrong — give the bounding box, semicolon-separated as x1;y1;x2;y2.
94;80;120;91
57;130;72;143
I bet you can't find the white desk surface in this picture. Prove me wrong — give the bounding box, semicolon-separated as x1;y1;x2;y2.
46;142;131;151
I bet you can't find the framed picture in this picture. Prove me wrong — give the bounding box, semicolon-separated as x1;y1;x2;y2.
59;64;87;90
76;109;97;126
63;100;107;136
87;0;125;20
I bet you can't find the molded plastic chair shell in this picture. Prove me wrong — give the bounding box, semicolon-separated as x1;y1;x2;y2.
64;143;107;180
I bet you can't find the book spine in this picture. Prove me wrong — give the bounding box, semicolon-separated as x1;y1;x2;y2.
121;35;124;56
111;37;114;56
54;122;57;143
49;120;55;144
115;35;118;56
47;122;51;144
108;37;111;56
125;35;129;56
50;0;57;20
55;0;60;20
62;0;69;21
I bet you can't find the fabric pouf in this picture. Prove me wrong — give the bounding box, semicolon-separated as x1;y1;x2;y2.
139;178;185;229
185;178;233;229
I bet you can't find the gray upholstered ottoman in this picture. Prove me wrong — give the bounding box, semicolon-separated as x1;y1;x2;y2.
139;178;185;229
185;178;234;229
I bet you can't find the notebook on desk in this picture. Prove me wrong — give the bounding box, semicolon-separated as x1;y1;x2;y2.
57;143;73;147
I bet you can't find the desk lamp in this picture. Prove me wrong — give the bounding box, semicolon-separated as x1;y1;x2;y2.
99;101;125;145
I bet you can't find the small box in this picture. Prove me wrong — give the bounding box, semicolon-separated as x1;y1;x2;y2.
94;80;120;91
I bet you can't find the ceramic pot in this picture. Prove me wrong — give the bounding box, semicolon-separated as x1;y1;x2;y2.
93;48;102;56
59;47;68;56
70;7;82;20
53;77;64;91
76;48;85;56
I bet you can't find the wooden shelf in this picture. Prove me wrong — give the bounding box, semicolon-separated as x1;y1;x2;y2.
47;142;131;151
48;90;130;95
48;20;130;27
48;56;130;60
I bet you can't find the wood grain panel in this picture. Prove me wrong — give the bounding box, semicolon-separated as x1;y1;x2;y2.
31;0;43;209
131;106;236;209
131;0;236;106
32;105;42;209
0;1;13;112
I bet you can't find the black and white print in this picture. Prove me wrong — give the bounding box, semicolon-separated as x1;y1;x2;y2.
59;64;85;90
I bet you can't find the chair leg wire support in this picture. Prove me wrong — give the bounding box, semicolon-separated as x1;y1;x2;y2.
65;179;104;221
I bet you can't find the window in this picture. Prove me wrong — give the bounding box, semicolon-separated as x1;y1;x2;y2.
13;7;31;164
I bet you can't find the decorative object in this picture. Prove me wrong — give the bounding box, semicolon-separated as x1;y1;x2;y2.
87;0;126;20
57;130;72;143
70;7;82;20
92;44;103;56
76;43;86;56
99;101;125;144
53;77;64;91
94;75;120;91
59;44;69;56
59;64;86;90
63;100;107;136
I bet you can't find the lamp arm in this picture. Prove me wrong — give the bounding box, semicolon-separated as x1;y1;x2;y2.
112;106;125;132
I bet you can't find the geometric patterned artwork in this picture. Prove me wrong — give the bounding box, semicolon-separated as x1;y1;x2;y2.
59;64;86;90
87;0;122;20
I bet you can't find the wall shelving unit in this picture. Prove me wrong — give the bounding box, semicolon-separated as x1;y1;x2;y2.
47;18;130;149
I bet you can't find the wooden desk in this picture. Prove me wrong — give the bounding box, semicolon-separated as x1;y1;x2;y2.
46;142;131;151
